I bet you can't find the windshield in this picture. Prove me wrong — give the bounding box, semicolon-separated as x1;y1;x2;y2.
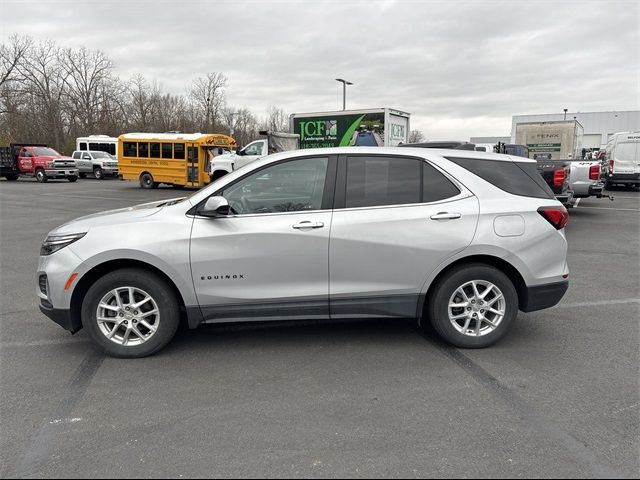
33;147;61;156
90;151;111;159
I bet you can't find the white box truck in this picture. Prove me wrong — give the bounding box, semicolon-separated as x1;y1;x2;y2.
290;108;410;149
514;120;584;160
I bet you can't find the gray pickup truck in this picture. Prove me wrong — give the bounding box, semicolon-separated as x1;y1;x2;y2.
71;150;119;179
536;158;612;207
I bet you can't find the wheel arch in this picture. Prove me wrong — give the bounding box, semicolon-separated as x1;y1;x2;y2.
417;254;528;320
70;258;192;330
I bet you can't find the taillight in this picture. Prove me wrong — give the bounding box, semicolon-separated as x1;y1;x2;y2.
553;168;566;187
538;206;569;230
609;159;614;174
589;165;600;180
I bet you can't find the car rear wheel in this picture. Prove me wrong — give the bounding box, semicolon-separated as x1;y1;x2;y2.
4;174;19;181
35;169;47;183
68;176;78;182
81;268;180;358
425;264;518;348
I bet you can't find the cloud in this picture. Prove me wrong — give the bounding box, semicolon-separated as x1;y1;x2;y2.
2;0;638;139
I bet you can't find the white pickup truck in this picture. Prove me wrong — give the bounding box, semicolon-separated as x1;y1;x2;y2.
209;131;299;180
72;150;118;179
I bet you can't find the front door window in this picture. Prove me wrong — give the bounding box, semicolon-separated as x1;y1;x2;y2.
222;157;328;215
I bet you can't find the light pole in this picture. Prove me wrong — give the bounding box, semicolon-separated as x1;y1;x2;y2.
563;108;568;121
335;78;353;111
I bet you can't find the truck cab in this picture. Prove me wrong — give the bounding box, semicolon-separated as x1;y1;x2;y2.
17;146;78;183
209;132;299;181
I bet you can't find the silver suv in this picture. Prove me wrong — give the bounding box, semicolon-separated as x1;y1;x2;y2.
37;148;569;358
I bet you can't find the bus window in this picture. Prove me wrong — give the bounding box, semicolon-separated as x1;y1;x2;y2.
174;143;185;159
79;142;87;151
150;142;160;158
161;143;172;159
123;142;137;157
138;142;149;158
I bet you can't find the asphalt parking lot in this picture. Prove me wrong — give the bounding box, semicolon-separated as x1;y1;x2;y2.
0;177;638;478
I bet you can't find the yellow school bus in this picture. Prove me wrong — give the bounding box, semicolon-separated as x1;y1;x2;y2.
118;133;237;188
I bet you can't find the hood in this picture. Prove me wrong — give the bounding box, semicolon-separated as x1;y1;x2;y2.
50;197;186;235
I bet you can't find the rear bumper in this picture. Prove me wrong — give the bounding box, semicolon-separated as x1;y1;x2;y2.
39;304;82;333
608;174;640;185
555;191;573;205
520;280;569;312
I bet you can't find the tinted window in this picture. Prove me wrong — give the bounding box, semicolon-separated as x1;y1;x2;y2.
174;143;185;159
222;157;328;215
33;147;60;156
72;152;81;159
138;142;149;158
162;143;172;159
446;157;554;199
123;142;137;157
345;156;421;208
423;162;460;202
150;142;160;158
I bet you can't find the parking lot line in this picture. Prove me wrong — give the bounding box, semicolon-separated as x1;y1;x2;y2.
576;206;640;212
554;298;640;309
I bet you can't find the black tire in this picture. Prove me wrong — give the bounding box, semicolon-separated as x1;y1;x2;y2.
140;172;154;189
79;173;87;179
68;176;78;182
81;268;180;358
425;264;518;348
4;174;19;181
94;167;104;180
35;169;47;183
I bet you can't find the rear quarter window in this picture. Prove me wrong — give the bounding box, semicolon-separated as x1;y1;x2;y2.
446;157;554;199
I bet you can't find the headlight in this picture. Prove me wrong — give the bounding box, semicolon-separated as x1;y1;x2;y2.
46;160;55;167
40;232;86;256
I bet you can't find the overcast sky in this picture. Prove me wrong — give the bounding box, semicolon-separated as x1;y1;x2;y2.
1;0;638;139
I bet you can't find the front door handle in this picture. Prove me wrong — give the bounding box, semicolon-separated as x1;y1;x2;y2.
430;212;462;220
292;221;324;230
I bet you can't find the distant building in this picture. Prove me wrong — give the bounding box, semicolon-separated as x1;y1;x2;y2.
511;111;639;149
470;136;510;145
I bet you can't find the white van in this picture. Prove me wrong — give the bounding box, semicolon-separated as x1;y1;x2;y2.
76;135;118;157
605;132;640;189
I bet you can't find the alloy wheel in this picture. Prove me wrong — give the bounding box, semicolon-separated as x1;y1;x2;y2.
448;280;506;337
96;286;160;346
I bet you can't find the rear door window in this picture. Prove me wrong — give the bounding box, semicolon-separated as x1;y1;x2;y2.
446;157;554;199
345;156;421;208
342;156;461;209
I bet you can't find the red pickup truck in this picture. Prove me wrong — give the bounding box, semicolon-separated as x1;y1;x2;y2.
0;144;78;182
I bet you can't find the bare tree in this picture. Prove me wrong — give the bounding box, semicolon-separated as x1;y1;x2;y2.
61;46;114;134
19;40;68;146
127;74;161;131
188;72;227;132
221;106;258;147
262;105;289;132
408;129;425;143
0;34;32;89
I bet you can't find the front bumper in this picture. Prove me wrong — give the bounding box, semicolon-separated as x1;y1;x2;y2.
45;169;79;177
520;280;569;312
39;304;82;333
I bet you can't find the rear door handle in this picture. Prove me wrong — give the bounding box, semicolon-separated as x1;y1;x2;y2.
430;212;462;220
292;221;324;230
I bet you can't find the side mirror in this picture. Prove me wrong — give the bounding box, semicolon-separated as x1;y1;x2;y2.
200;196;231;217
236;148;245;156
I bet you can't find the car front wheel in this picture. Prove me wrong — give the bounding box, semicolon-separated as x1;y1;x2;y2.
81;268;180;358
426;264;518;348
